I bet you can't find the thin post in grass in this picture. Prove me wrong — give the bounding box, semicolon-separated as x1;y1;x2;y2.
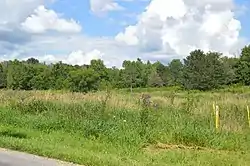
247;106;250;128
213;102;216;114
215;105;220;131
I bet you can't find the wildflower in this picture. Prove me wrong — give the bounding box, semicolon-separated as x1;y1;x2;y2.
123;120;127;122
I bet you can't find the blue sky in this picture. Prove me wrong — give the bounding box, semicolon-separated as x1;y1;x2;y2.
234;0;250;38
49;0;150;36
50;0;250;38
0;0;249;67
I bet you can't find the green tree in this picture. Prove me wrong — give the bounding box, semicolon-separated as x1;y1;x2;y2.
153;61;168;85
26;58;39;64
50;62;71;90
147;69;164;87
106;67;120;89
221;57;239;85
30;64;52;90
168;59;183;86
121;60;139;91
235;45;250;85
0;64;6;88
183;50;225;90
90;59;109;89
7;60;34;90
90;59;107;79
68;68;99;92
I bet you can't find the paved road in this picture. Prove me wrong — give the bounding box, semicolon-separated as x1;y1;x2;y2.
0;148;80;166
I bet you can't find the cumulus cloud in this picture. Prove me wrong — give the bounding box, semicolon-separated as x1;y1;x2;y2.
116;0;246;59
0;0;248;68
115;26;139;45
64;49;104;65
0;0;52;24
7;33;138;67
90;0;124;14
0;0;81;52
89;0;151;15
21;6;81;33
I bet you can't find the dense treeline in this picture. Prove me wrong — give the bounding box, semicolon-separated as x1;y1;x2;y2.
1;45;250;92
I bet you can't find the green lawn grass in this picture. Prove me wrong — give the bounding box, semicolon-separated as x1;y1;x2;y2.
0;123;249;166
0;89;249;166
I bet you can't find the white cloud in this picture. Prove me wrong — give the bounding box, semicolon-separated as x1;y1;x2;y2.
62;47;136;67
90;0;124;14
116;0;246;58
0;0;52;24
21;6;81;33
115;26;138;45
24;50;104;66
30;54;58;64
89;0;151;15
64;49;104;65
5;33;138;67
0;0;249;68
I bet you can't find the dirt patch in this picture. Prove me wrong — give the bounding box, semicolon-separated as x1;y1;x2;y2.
144;142;233;154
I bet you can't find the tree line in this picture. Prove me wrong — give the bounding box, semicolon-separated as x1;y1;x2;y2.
1;45;250;92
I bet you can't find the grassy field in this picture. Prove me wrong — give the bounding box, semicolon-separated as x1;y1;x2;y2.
0;87;250;166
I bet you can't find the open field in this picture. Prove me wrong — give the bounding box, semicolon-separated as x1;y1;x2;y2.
0;87;250;166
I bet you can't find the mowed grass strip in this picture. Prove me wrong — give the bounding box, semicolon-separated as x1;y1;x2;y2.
0;124;250;166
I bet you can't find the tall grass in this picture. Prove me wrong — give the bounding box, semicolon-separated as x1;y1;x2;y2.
0;88;250;165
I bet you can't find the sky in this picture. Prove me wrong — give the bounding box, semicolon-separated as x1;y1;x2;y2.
0;0;249;67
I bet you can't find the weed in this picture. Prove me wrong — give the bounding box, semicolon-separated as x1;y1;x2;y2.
0;88;249;166
8;99;51;114
0;129;28;139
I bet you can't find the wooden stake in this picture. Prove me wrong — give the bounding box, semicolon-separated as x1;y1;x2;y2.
215;105;219;131
247;106;250;128
213;102;216;114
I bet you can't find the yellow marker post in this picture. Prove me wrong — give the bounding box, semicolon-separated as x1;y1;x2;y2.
213;102;216;114
247;106;250;128
215;105;219;131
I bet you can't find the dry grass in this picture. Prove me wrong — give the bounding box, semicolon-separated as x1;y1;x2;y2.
0;90;140;110
145;142;232;153
0;88;250;133
0;87;250;166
